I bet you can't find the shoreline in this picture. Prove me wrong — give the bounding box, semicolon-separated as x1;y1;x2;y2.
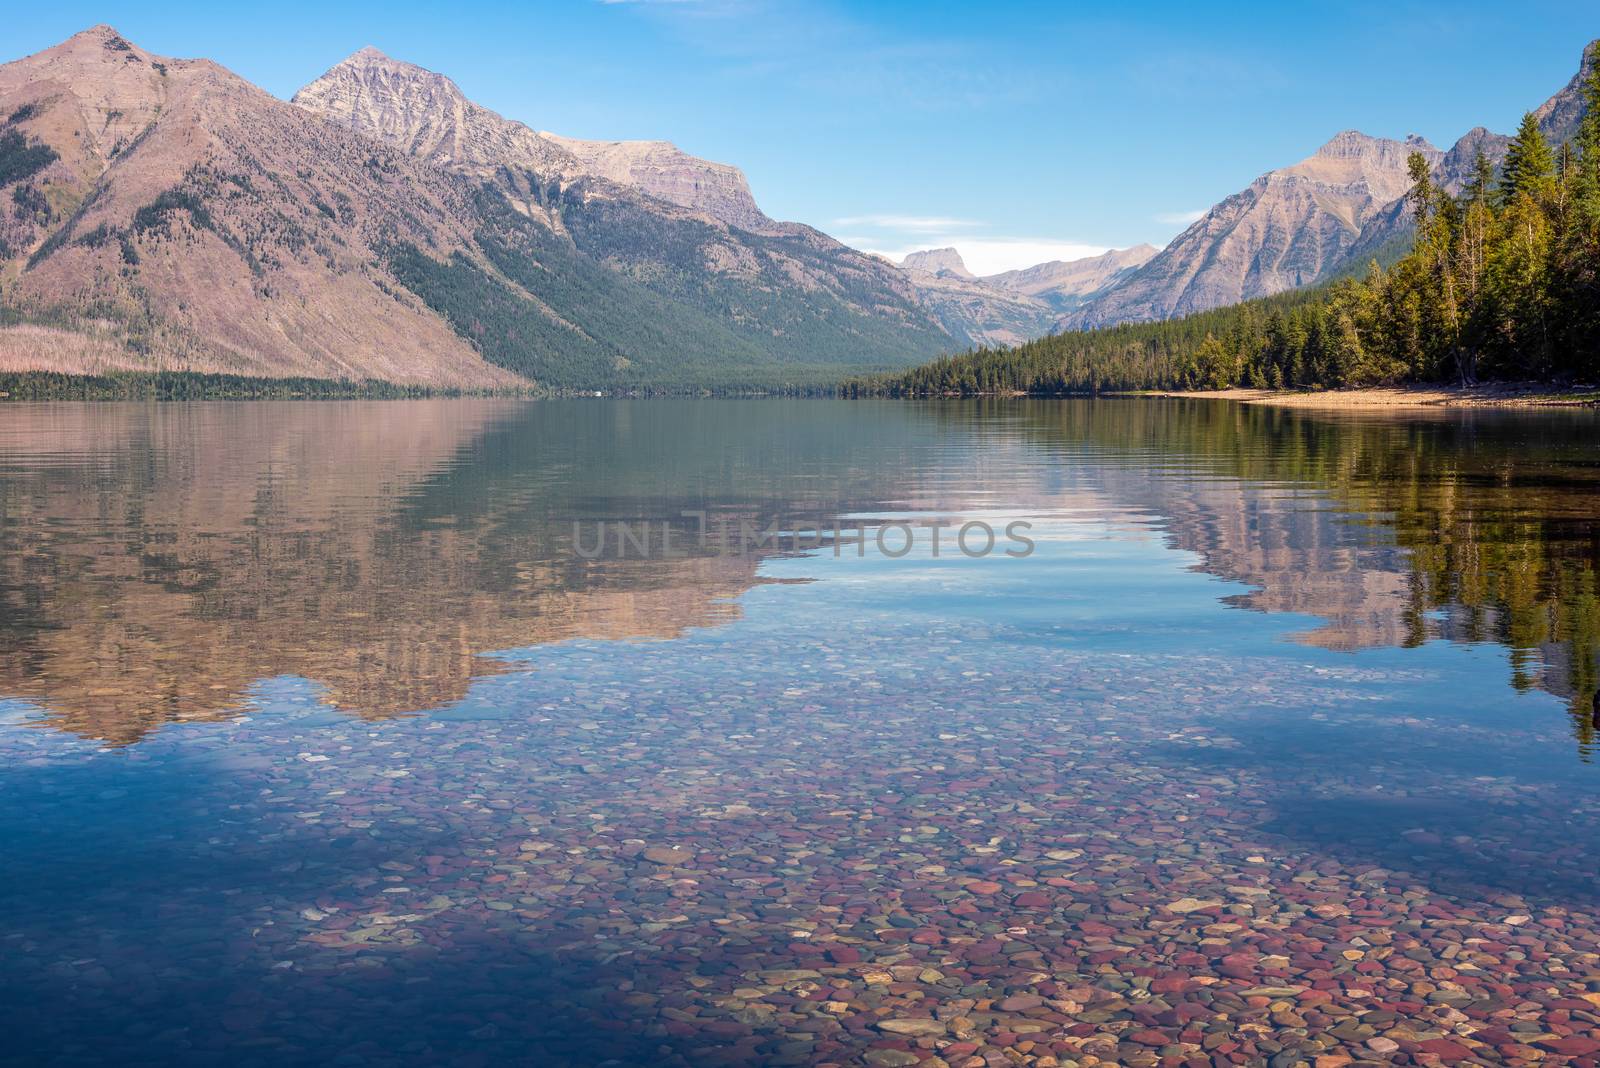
1135;384;1600;409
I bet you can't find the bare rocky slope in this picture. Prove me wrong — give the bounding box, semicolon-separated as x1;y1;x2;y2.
1535;38;1598;147
538;132;777;234
1066;40;1595;330
1065;131;1444;329
0;27;521;387
0;29;950;389
900;247;975;279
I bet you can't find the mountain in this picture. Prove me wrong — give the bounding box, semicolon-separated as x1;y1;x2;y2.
893;268;1055;349
889;244;1159;349
1331;125;1514;279
539;134;776;233
292;47;949;382
0;26;521;388
1535;38;1598;147
901;247;974;279
1066;39;1595;331
0;29;950;390
1065;131;1440;329
984;244;1158;312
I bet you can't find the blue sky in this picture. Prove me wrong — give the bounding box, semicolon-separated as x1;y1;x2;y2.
9;1;1596;273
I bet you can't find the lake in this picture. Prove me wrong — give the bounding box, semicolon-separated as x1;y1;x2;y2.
1;397;1597;1067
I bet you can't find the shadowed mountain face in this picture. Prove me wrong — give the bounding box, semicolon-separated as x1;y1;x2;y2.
0;29;950;390
1067;40;1596;330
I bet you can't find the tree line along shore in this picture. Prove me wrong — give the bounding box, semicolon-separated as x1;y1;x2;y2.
845;47;1600;404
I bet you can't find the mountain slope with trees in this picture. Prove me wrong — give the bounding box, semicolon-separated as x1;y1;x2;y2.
848;45;1600;398
0;28;951;392
1061;41;1597;332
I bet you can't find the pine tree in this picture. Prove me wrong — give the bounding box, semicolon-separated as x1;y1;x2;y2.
1466;149;1496;205
1499;112;1556;206
1558;42;1600;378
1407;152;1436;225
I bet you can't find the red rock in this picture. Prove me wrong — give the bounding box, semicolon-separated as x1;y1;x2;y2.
1538;1037;1600;1056
1416;1039;1473;1059
997;994;1043;1011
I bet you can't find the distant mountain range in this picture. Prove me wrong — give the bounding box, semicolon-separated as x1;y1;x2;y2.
890;245;1157;348
891;39;1592;340
1059;41;1594;330
0;27;1593;387
0;28;948;389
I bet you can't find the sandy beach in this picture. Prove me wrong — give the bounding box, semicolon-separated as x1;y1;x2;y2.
1143;384;1600;408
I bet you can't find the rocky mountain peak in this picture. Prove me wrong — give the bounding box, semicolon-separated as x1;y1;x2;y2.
24;23;156;73
294;48;576;177
1535;38;1598;146
1275;130;1438;208
327;45;458;93
1063;128;1441;330
536;132;775;233
901;247;973;279
296;49;776;232
1313;129;1378;157
1305;129;1439;165
1440;126;1511;189
984;246;1159;302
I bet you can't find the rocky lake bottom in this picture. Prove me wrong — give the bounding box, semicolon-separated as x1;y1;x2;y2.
0;398;1596;1067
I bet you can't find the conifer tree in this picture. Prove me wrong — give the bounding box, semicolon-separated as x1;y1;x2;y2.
1499;112;1556;205
1466;149;1496;205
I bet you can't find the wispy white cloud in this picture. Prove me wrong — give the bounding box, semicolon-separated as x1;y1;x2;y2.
1154;209;1206;225
832;214;982;232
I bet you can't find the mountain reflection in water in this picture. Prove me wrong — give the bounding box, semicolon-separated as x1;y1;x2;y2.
0;397;1594;753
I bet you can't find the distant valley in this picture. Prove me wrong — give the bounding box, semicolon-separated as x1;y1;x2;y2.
890;244;1157;348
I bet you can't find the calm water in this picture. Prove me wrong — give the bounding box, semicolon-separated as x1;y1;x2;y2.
1;398;1597;1067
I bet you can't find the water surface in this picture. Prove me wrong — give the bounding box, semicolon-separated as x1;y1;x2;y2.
1;398;1597;1066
